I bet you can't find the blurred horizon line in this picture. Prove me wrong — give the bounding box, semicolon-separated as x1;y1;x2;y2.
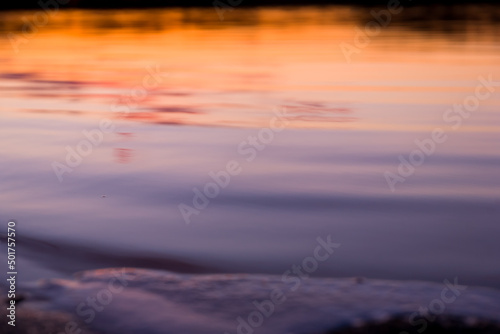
2;0;500;11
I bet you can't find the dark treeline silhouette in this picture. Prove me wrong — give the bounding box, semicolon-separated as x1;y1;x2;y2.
1;0;500;10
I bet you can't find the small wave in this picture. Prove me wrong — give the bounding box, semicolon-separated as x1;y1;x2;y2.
4;268;499;334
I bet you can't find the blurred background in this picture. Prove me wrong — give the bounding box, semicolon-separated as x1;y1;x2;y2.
1;3;499;289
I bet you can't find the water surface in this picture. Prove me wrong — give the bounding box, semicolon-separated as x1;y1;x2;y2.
0;6;499;288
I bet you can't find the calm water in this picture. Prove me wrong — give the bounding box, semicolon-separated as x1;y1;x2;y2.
0;6;499;288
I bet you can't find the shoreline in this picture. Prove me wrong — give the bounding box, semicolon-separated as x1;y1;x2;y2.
2;268;500;334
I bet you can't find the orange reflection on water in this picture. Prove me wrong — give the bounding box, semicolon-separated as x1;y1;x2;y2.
0;6;499;131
